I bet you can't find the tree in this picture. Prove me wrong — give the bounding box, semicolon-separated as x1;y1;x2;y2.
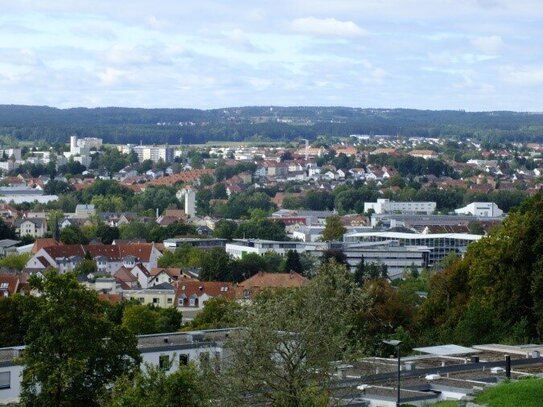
0;253;30;271
0;294;39;347
213;220;238;240
60;224;89;244
186;297;241;331
44;180;72;195
122;304;160;335
73;259;97;276
232;253;267;282
47;209;64;241
354;255;365;286
96;223;120;244
322;215;346;241
20;270;141;406
321;249;347;266
218;261;362;406
212;183;228;199
199;173;215;186
200;247;233;281
105;363;208;407
284;250;303;274
155;307;183;333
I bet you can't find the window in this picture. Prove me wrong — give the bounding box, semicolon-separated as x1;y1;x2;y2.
159;355;170;370
153;298;160;304
138;297;144;303
179;354;189;365
0;371;10;389
167;298;172;304
0;283;8;289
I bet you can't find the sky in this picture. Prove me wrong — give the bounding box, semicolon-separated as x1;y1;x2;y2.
0;0;542;111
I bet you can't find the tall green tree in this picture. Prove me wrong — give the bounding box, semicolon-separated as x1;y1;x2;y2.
20;270;141;406
322;215;346;241
105;363;208;407
218;261;362;406
284;250;303;274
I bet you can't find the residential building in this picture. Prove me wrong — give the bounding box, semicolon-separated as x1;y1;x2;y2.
175;281;234;321
236;272;307;301
24;243;162;275
15;218;47;238
123;283;176;308
75;204;96;218
120;145;175;163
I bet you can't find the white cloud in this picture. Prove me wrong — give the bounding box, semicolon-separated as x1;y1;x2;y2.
502;66;543;86
471;35;503;54
291;17;367;37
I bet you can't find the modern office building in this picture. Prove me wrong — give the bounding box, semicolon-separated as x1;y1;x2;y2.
364;199;436;215
455;202;503;217
343;231;482;265
370;213;504;229
163;238;227;250
225;239;430;279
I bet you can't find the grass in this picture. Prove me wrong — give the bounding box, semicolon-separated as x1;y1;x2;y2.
475;377;543;407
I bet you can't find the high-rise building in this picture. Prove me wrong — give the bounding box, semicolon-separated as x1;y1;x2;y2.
184;187;196;218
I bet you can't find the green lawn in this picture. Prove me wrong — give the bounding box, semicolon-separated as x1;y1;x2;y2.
475;377;543;407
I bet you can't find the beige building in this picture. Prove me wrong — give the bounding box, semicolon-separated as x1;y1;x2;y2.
15;218;47;238
123;283;176;308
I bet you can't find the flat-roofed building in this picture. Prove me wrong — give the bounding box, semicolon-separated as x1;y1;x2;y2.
343;231;482;266
364;199;436;215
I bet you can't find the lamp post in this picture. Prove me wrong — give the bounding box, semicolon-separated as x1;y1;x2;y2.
383;339;402;407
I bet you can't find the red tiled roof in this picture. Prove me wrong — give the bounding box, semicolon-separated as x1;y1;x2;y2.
238;272;307;289
97;293;122;304
44;245;86;258
42;243;155;262
144;169;215;187
114;267;138;283
32;238;59;254
0;273;20;296
174;281;234;303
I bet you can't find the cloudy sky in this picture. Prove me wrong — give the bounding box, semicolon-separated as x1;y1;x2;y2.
0;0;542;111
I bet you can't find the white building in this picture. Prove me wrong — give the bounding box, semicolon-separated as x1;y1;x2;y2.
454;202;503;217
120;145;175;163
343;231;482;266
180;187;196;218
364;199;436;215
0;329;231;405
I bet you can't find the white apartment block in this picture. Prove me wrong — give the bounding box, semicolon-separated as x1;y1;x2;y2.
364;199;436;215
120;145;175;163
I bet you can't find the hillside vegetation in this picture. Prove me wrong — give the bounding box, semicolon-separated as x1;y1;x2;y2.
1;105;543;144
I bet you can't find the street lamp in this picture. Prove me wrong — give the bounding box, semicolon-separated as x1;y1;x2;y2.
383;339;402;407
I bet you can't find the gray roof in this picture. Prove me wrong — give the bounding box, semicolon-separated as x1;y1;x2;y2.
413;344;480;356
0;239;20;248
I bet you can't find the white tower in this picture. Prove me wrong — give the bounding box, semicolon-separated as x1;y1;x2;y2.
184;187;196;218
70;135;78;153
